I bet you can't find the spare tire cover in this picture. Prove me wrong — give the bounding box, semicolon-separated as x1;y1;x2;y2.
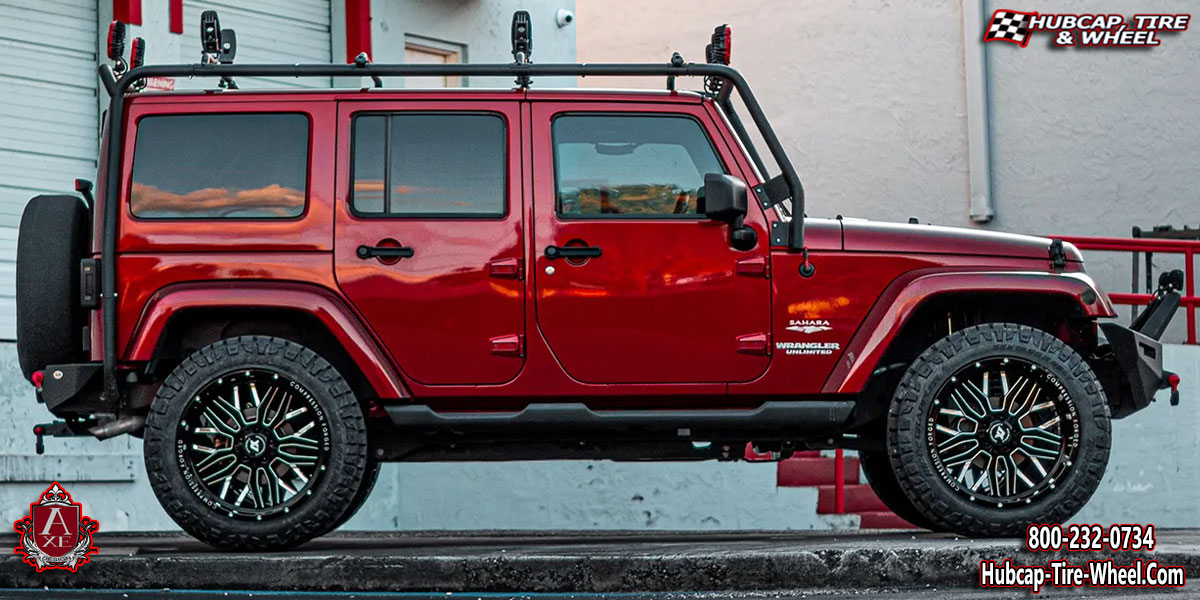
16;195;90;379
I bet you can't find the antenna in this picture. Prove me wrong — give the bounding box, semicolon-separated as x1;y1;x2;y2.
511;10;532;88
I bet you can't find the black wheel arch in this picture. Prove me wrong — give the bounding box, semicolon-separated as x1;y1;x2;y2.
847;291;1100;434
142;306;381;406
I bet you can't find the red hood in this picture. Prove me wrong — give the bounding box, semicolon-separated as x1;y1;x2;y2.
838;219;1083;262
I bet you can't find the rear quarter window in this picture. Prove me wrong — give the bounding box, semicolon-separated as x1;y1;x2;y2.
129;113;310;219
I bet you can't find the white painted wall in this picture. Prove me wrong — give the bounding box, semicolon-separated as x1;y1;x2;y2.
369;0;577;88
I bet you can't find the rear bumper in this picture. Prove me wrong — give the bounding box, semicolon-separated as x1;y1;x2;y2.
37;362;105;415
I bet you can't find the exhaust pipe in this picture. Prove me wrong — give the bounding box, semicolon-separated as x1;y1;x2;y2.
89;414;146;440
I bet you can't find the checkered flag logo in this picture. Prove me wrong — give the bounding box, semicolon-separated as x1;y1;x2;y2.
984;9;1037;47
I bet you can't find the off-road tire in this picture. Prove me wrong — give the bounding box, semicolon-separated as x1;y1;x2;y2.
858;449;938;530
328;459;380;531
16;194;90;379
144;336;368;550
888;323;1111;537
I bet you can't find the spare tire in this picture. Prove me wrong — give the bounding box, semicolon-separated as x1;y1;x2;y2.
16;194;90;380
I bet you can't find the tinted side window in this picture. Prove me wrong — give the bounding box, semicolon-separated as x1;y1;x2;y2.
131;114;309;219
554;115;725;217
351;114;506;217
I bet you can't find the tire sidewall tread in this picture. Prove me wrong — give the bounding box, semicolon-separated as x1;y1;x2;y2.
143;336;367;551
887;323;1111;537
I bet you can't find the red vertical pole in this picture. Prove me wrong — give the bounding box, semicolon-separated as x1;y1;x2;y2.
834;448;845;514
113;0;143;26
1187;249;1196;344
344;0;372;63
169;0;183;34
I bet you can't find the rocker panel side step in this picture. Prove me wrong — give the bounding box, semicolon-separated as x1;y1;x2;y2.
386;401;855;433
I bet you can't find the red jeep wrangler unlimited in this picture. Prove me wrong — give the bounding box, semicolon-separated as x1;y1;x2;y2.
16;15;1182;550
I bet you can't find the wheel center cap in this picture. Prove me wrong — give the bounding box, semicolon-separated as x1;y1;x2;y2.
987;421;1012;445
243;433;268;457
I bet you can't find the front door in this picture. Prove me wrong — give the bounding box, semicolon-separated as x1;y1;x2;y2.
334;100;525;385
531;103;772;384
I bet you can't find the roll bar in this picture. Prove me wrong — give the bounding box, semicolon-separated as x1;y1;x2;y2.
96;61;807;402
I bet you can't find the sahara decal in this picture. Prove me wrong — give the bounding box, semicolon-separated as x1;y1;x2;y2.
786;319;833;335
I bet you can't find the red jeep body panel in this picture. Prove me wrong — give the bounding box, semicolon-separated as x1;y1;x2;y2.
105;89;1108;409
529;100;775;384
332;99;526;386
123;279;409;398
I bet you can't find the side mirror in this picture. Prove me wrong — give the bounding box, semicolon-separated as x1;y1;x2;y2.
701;173;747;224
700;173;756;251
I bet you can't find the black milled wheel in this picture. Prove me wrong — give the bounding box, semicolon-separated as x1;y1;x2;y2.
858;449;937;530
887;323;1110;537
144;336;368;550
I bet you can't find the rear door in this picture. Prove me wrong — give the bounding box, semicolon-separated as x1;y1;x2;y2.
531;101;772;384
334;100;525;385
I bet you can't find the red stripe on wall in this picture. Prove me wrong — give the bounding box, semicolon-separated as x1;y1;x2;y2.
345;0;372;63
169;0;183;34
113;0;143;26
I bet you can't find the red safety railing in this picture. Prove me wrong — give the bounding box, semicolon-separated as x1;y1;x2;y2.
1059;235;1198;344
825;235;1200;518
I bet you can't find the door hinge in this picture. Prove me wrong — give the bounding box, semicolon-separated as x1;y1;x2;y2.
735;256;769;278
490;334;524;357
736;332;771;355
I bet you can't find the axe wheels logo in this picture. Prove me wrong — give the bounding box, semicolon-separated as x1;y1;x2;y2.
12;482;99;572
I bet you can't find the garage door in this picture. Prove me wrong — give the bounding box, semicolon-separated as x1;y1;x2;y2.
0;0;333;341
0;0;98;341
184;0;333;89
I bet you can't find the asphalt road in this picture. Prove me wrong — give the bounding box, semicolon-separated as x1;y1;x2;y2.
0;590;1192;599
1;530;1196;594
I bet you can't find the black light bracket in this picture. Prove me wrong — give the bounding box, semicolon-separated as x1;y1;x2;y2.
107;20;127;76
753;174;790;210
666;52;684;90
200;10;238;89
129;37;146;91
354;52;384;88
704;24;731;94
511;10;532;88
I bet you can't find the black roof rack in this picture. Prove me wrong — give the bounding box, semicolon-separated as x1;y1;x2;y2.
95;59;808;404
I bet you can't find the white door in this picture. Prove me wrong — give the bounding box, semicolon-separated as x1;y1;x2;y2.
404;42;461;88
0;0;99;341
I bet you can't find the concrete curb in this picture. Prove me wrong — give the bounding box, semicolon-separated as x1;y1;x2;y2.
1;531;1196;592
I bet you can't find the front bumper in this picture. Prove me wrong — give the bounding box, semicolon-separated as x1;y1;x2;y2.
1094;274;1183;418
1097;322;1176;418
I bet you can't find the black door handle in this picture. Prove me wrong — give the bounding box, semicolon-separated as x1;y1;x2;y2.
357;245;415;259
545;245;602;259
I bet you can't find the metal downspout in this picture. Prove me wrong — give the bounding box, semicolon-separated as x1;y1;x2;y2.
963;0;995;222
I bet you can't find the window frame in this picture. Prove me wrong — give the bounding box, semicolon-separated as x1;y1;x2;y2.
127;111;313;222
348;110;509;220
551;111;729;221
